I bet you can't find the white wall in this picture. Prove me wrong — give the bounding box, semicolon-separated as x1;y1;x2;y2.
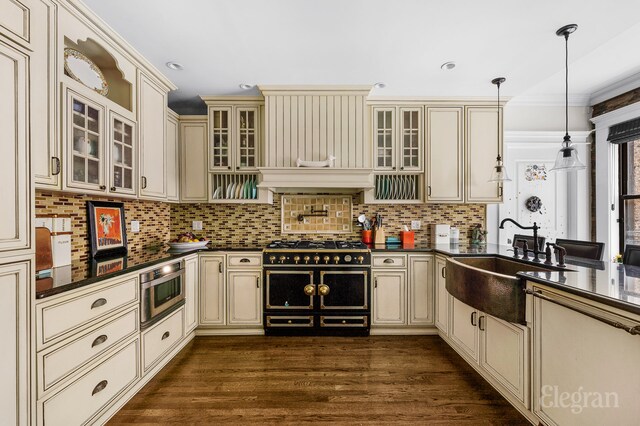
504;105;591;132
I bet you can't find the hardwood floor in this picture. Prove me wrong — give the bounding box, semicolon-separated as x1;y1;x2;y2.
108;336;529;425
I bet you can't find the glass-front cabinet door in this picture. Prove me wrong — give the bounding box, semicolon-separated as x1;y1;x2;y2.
399;108;422;171
236;107;259;170
209;107;232;171
66;91;105;191
109;113;136;196
374;107;396;171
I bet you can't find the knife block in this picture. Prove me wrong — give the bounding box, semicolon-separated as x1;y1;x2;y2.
374;227;386;245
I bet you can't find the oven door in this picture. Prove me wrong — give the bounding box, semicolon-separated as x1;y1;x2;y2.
318;269;369;310
141;270;185;324
265;270;315;310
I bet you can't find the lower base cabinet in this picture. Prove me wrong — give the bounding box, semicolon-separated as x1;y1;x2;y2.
142;307;185;372
434;255;449;333
448;296;528;408
39;337;140;426
227;270;262;325
372;269;406;325
530;283;640;425
183;254;199;333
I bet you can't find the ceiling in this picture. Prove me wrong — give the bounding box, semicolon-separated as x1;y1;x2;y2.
83;0;640;114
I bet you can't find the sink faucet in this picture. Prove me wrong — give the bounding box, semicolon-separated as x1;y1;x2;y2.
499;218;542;262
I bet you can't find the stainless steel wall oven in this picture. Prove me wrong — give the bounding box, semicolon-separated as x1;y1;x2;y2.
140;261;185;329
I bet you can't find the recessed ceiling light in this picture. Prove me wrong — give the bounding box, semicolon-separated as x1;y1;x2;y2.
441;61;456;70
373;82;386;89
239;84;253;90
166;61;184;70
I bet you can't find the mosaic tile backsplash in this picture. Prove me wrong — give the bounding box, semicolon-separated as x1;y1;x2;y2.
171;194;486;246
282;195;352;233
36;191;171;263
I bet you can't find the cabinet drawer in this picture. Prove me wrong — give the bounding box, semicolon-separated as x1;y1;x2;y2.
39;308;139;394
142;307;184;372
38;277;138;348
0;0;30;47
372;254;407;268
41;338;140;426
227;253;262;268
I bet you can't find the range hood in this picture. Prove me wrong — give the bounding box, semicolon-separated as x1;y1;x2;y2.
258;168;374;193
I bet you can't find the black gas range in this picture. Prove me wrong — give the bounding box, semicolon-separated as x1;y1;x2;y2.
263;240;371;336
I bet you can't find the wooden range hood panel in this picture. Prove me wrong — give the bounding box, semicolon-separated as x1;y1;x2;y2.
259;85;372;170
257;167;374;193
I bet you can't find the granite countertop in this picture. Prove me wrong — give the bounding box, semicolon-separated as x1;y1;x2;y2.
35;243;264;299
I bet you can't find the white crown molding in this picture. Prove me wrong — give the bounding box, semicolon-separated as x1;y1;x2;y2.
505;130;592;144
589;72;640;106
507;94;590;107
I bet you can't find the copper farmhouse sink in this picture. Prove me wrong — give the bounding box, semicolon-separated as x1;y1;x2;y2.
445;257;556;325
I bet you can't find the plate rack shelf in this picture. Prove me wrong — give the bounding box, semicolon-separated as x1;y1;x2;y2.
363;173;423;204
209;173;272;204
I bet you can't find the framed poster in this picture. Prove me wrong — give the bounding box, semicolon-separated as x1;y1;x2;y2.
87;201;127;257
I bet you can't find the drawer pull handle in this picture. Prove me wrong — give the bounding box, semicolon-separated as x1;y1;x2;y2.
239;258;251;263
441;267;446;279
470;311;478;326
479;315;485;331
92;380;108;396
91;334;108;348
383;258;395;264
52;157;61;175
161;331;170;340
91;298;107;309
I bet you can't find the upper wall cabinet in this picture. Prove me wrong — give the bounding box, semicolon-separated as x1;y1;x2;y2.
166;110;180;202
259;86;371;169
180;116;208;202
0;40;30;254
426;107;464;203
137;71;168;200
372;106;423;172
465;106;502;203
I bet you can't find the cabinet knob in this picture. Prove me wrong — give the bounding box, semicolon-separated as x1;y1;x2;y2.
400;166;404;170
110;186;116;191
99;185;106;190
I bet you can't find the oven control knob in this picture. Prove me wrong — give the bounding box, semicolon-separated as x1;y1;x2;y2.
279;255;286;264
357;255;364;264
269;255;276;264
333;255;340;264
313;255;320;264
293;255;300;264
303;255;310;264
344;255;352;263
323;255;330;264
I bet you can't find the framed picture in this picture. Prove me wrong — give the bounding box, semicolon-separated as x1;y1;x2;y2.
91;255;127;277
87;201;127;258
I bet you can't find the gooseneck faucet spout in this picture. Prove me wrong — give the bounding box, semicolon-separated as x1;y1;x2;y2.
499;218;542;262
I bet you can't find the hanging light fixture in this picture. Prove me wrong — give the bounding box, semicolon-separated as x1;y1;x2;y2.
550;23;586;172
489;77;511;182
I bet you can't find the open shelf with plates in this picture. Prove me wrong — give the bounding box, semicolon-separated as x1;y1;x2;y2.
363;173;423;204
209;173;272;204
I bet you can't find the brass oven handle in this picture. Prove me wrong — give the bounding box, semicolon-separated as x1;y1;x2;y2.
318;284;330;296
304;284;316;296
92;380;108;396
91;298;107;309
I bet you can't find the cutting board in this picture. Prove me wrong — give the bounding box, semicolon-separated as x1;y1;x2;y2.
36;227;53;272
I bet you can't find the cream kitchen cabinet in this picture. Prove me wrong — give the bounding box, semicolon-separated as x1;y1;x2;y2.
529;283;640;425
434;255;450;334
448;295;528;408
180;116;209;202
426;107;464;203
408;255;434;325
372;269;406;325
199;252;264;332
183;254;199;334
227;270;262;326
372;106;423;172
0;258;31;426
465;106;503;203
0;40;30;255
138;71;168;200
166;110;180;202
108;112;136;196
142;307;184;372
199;254;226;326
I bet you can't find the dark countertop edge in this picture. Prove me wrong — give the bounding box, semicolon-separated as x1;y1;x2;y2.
36;246;264;300
518;272;640;317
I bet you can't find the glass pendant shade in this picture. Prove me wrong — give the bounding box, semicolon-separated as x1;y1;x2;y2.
550;136;586;171
489;156;512;182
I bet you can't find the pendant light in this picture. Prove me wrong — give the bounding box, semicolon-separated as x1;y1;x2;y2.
489;77;511;182
550;23;586;172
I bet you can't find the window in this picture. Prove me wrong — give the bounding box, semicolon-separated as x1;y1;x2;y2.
619;139;640;251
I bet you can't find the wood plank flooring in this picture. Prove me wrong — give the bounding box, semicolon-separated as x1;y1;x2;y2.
108;336;530;425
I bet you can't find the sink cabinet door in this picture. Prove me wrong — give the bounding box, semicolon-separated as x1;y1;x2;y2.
450;297;479;362
372;270;406;325
479;313;528;407
434;256;449;334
